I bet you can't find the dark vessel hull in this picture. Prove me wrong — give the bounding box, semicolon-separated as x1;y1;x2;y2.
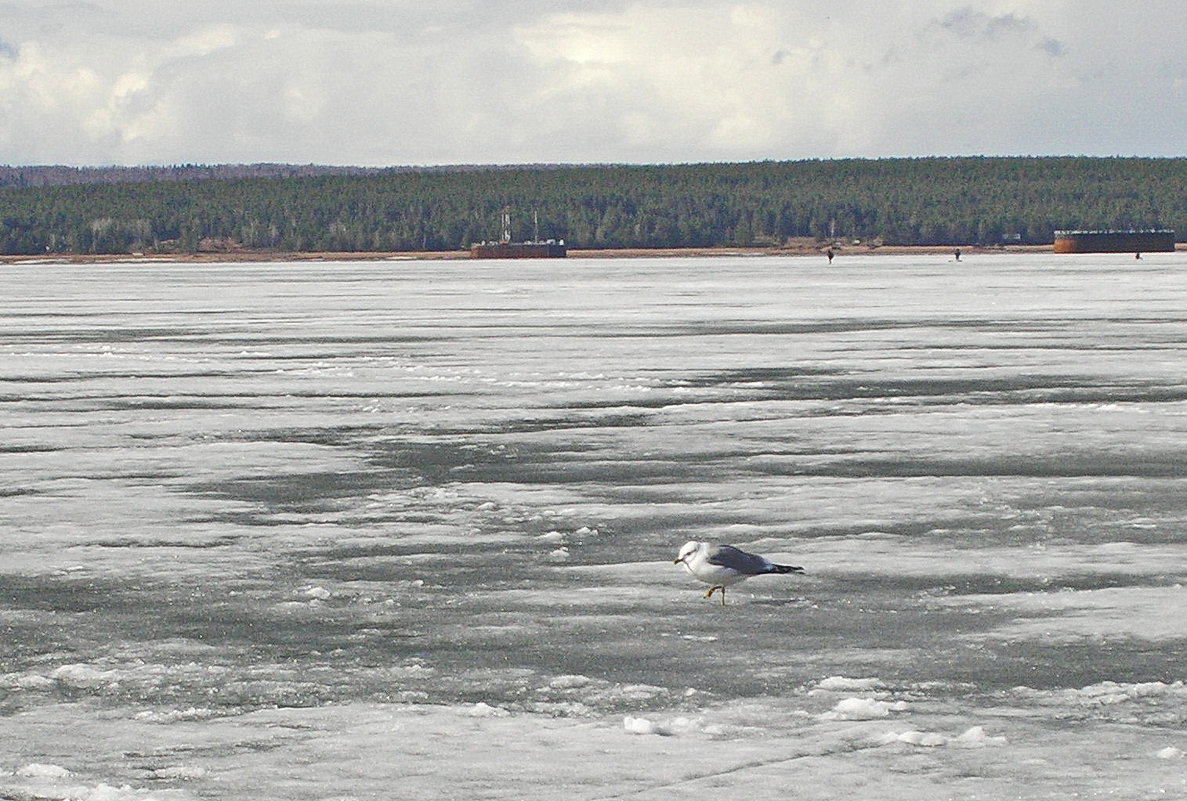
1054;230;1174;254
469;241;567;259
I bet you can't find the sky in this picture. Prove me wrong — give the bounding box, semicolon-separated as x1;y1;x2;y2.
0;0;1184;167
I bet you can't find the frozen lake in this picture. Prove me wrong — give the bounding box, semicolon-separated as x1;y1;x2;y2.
2;253;1187;799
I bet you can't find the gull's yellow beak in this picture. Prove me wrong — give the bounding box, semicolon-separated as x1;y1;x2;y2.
673;557;683;564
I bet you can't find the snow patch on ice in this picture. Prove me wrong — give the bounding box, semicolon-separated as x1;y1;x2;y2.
1156;746;1184;759
935;585;1187;643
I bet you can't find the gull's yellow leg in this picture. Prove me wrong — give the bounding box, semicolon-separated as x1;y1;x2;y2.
703;586;727;603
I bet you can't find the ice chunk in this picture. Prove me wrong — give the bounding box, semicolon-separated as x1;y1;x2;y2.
51;664;120;690
903;731;947;747
816;676;883;692
1156;746;1184;759
133;707;222;723
952;725;1008;747
822;697;907;720
525;701;591;716
12;673;55;691
877;725;1005;748
149;765;209;780
549;675;593;690
878;730;947;747
65;782;144;800
1074;680;1186;705
547;547;570;563
623;715;669;735
468;702;510;718
16;763;73;779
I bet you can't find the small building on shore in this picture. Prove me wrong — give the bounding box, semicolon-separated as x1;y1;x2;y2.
1054;229;1175;254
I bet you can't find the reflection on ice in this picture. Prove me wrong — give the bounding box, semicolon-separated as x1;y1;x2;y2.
3;254;1187;799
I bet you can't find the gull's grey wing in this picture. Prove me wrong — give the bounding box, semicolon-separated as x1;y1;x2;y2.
705;544;773;575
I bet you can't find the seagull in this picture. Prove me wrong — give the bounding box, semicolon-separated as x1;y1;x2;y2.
674;540;804;605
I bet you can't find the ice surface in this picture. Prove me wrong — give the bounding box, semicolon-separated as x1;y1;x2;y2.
3;254;1187;799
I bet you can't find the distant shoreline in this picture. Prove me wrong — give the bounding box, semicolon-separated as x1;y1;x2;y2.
0;243;1077;266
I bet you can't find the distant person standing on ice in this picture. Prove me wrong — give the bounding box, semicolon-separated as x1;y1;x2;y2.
954;248;961;262
826;247;834;264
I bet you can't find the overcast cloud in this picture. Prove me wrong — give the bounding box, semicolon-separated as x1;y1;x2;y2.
0;0;1184;166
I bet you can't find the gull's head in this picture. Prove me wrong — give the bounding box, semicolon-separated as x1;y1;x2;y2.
674;540;702;564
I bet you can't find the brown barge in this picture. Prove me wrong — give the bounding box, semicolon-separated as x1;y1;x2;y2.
1054;229;1175;254
469;240;567;259
470;208;567;259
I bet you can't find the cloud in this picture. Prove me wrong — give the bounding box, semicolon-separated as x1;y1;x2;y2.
939;8;1038;40
1038;38;1064;57
507;1;1073;158
0;1;1185;165
936;7;1066;59
512;4;820;158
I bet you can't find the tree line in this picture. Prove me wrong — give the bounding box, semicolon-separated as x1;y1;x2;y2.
1;157;1184;255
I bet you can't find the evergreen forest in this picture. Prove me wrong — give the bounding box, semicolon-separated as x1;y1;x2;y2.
1;157;1184;255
